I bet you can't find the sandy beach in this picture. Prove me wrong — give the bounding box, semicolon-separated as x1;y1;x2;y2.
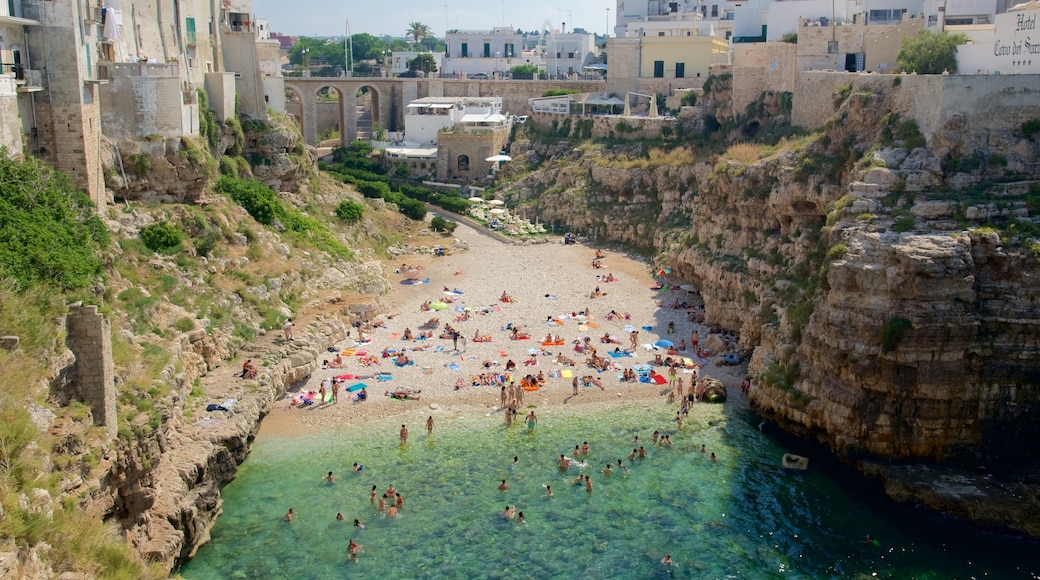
258;220;747;438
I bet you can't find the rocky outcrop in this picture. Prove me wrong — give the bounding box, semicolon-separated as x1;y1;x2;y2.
502;87;1040;536
107;315;357;570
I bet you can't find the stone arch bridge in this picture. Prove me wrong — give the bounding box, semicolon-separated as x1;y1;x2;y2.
283;77;412;146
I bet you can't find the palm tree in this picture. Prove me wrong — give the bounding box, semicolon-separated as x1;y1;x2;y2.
406;22;430;50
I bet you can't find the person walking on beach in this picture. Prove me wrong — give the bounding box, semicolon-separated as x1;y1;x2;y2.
630;330;639;350
400;424;409;445
459;334;467;352
526;410;537;430
427;415;434;435
283;318;294;341
452;330;459;351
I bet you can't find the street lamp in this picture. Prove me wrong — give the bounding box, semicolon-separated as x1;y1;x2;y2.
301;47;310;76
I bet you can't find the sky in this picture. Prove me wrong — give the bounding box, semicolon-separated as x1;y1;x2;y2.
252;0;616;38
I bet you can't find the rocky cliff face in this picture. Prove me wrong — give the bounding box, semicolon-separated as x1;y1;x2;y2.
504;88;1040;535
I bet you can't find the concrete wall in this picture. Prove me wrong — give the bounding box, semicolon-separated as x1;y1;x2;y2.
436;127;511;181
0;79;22;157
66;304;116;440
223;32;267;120
638;36;729;80
528;111;673;140
263;75;285;114
607;37;643;96
791;71;1040;138
204;72;236;123
731;42;798;115
99;63;186;140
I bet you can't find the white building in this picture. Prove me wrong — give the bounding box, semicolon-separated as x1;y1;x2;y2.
400;96;507;145
543;30;598;78
956;0;1040;74
443;27;523;77
389;51;445;76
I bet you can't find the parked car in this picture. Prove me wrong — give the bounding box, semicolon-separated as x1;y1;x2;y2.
397;70;422;78
469;72;489;80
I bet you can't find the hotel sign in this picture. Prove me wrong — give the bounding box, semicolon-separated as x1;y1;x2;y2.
993;11;1039;67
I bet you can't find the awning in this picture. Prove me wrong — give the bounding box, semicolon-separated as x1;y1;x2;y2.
406;103;454;109
459;113;507;123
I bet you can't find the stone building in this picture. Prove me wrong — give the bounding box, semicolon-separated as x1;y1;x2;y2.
0;0;274;205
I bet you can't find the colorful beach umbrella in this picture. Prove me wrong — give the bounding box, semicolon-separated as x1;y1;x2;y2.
658;268;672;275
654;339;674;348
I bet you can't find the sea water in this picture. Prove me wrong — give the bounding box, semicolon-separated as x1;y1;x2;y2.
181;402;1040;579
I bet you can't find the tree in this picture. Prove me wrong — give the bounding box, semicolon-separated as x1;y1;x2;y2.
896;29;968;74
289;37;345;72
510;64;541;80
406;22;430;49
350;33;386;62
408;53;438;74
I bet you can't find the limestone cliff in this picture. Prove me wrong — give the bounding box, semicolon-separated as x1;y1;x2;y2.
503;87;1040;536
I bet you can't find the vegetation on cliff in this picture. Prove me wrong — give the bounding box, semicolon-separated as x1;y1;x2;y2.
0;113;433;574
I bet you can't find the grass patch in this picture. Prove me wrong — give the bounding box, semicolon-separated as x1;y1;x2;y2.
881;317;912;353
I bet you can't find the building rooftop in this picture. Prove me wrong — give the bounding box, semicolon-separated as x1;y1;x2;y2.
407;96;502;107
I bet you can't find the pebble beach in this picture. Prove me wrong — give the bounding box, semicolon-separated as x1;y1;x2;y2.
258;220;746;438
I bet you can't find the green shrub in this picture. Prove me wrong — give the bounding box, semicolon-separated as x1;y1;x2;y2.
173;317;195;332
615;121;635;133
825;243;848;261
1021;118;1040;139
541;89;579;97
218;156;239;177
140;223;184;254
226;117;245;156
892;214;915;232
336;199;365;223
781;32;798;43
129;153;151;175
881;317;912;353
398;198;428;220
680;91;697;107
0;153;109;290
357;180;391;199
430;216;458;233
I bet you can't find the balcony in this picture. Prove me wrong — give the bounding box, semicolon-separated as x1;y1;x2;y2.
0;0;42;25
0;64;44;91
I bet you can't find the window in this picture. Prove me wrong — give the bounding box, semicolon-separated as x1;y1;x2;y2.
505;43;514;57
711;5;718;17
186;17;197;45
653;60;664;78
568;52;575;58
675;62;685;78
457;155;469;172
827;41;838;54
461;42;468;57
659;32;665;36
483;42;490;57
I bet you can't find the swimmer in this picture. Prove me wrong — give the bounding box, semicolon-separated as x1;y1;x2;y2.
378;495;387;512
285;507;295;522
651;430;660;443
638;446;647;459
512;456;519;466
498;479;509;491
581;441;591;455
543;484;553;497
700;444;706;453
336;513;345;521
572;475;585;485
427;415;434;435
558;454;571;470
370;485;377;503
661;554;673;565
503;505;516;520
347;538;361;562
353;462;363;472
396;493;404;509
526;410;537;429
354;518;364;529
616;459;628;471
386;484;396;497
387;505;398;516
628;449;637;461
711;452;717;462
400;424;409;445
518;512;526;523
585;475;593;493
602;464;613;475
325;471;336;483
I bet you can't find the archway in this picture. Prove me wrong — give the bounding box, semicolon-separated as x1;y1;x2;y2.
353;84;383;141
283;85;304;135
314;85;344;147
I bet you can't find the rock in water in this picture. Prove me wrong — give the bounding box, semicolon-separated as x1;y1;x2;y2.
700;376;727;403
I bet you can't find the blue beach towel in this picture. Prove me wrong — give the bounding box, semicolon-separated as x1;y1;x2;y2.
347;383;367;392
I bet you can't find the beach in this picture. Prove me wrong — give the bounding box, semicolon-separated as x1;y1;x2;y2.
258;220;747;438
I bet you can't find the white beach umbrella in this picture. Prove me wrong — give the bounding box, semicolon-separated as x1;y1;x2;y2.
487;199;505;206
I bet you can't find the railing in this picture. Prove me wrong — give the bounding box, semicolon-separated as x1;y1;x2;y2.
0;63;43;88
98;62;181;79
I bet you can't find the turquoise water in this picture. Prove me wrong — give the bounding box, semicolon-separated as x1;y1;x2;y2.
181;403;1040;579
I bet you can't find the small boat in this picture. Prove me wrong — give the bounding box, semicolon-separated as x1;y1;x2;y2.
782;453;809;470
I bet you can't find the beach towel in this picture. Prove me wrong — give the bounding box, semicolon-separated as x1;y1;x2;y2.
561;369;574;379
446;362;461;372
624;325;635;333
642;325;653;331
545;294;558;300
548;369;562;379
376;373;393;381
651;374;667;385
355;350;368;357
389;333;401;339
324;390;334;403
334;373;360;381
578;324;588;332
527;348;540;355
541;341;565;347
607;351;633;358
347;382;367;393
341;349;356;356
434;345;445;353
587;322;599;328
